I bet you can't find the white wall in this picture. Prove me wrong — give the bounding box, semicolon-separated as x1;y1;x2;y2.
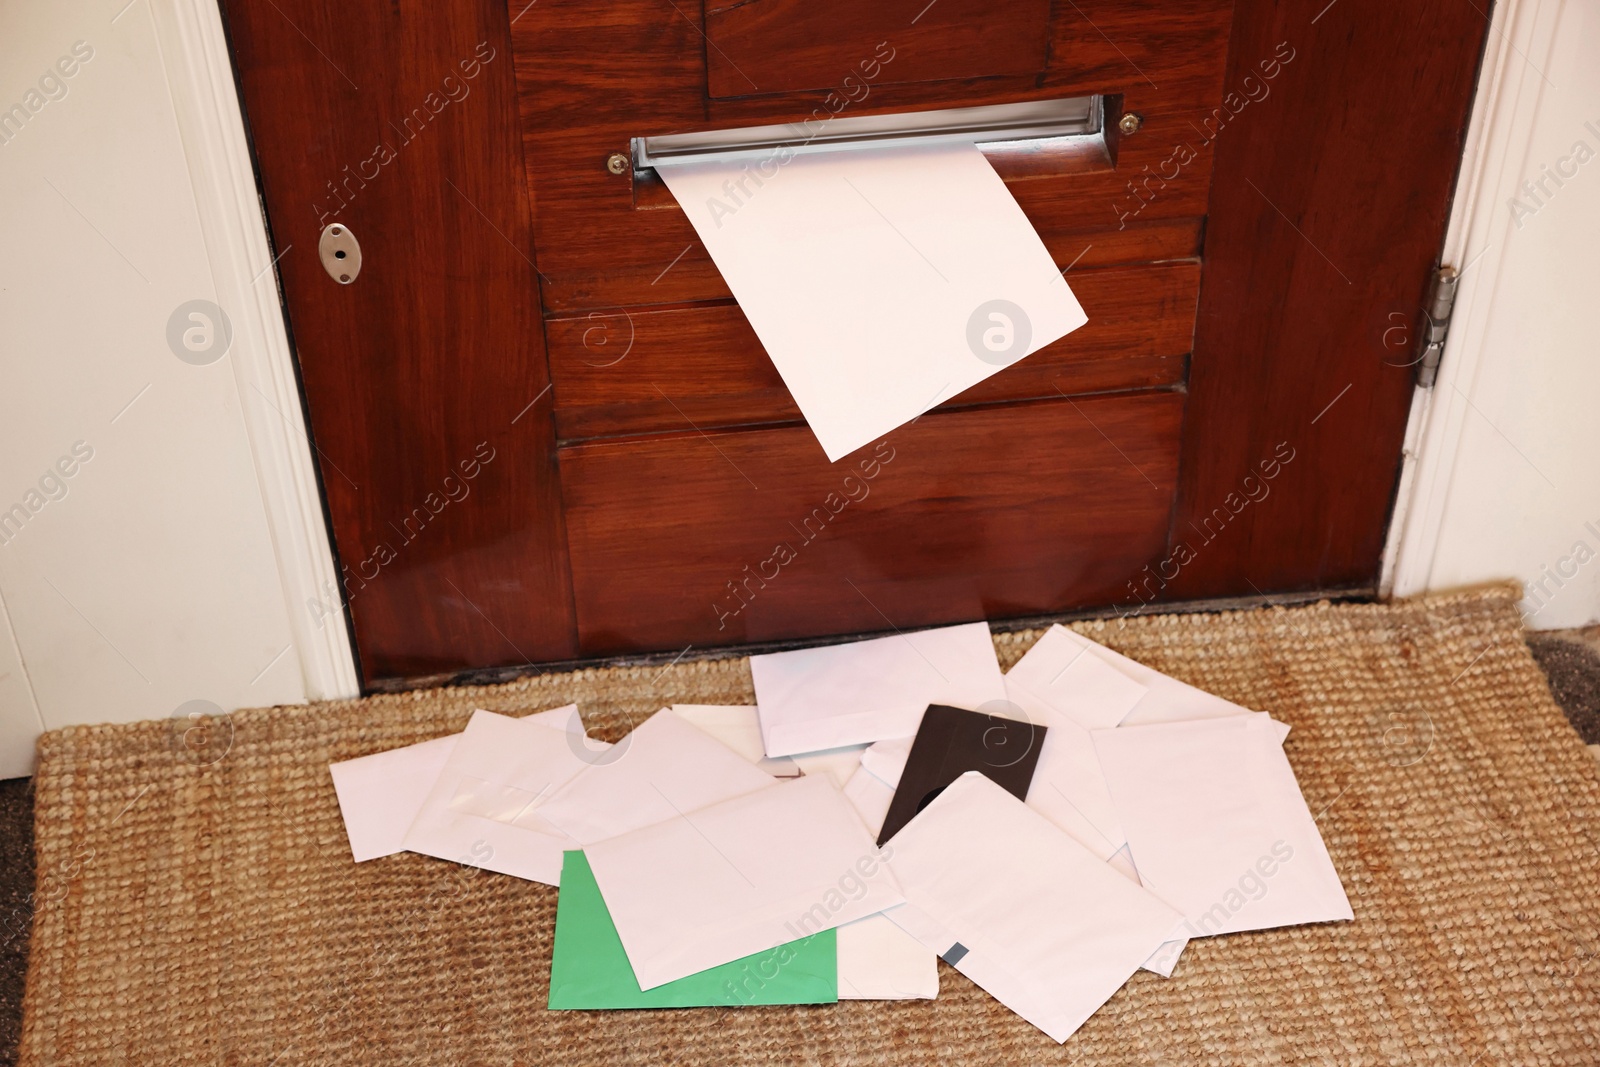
0;0;356;778
1389;0;1600;631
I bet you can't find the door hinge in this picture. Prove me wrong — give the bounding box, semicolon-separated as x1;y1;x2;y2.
1416;266;1460;389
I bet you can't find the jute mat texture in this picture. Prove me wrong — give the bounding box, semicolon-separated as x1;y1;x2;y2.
19;586;1600;1065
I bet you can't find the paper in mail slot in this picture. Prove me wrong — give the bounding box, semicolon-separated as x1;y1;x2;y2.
656;142;1086;461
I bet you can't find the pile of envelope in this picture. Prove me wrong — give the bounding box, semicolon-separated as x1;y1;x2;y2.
330;621;1352;1042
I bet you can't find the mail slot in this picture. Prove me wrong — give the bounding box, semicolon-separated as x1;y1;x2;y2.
508;0;1230;375
632;97;1104;171
510;0;1231;312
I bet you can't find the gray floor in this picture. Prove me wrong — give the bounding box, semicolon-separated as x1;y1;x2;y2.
1527;629;1600;749
0;631;1596;1066
0;777;33;1067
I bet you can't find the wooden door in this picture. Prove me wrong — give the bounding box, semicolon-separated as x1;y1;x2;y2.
221;0;1490;687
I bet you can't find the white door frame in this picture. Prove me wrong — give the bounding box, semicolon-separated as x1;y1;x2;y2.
151;0;360;698
1381;0;1565;599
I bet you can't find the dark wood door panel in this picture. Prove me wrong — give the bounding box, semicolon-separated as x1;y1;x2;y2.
511;0;1234;312
525;112;1216;314
704;0;1052;99
511;0;1233;118
926;261;1198;410
222;0;1489;687
560;392;1183;655
1048;217;1206;272
1164;0;1490;601
546;262;1198;440
221;0;578;683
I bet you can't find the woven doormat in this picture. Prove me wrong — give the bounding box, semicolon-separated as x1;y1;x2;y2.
20;587;1600;1065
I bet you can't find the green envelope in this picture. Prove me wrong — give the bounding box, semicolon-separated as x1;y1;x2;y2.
548;851;838;1008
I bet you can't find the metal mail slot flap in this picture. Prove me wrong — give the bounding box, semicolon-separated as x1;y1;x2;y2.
634;96;1102;170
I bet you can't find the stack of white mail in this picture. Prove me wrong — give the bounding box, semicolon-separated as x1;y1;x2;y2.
330;621;1352;1043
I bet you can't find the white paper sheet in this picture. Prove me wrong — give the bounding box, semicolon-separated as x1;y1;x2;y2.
843;765;896;838
330;706;581;864
583;775;904;990
837;914;939;1000
790;745;870;790
673;707;930;998
1092;715;1353;938
1011;699;1127;863
672;703;928;998
671;704;800;777
751;621;1006;757
538;708;778;846
1108;842;1141;884
1102;841;1189;976
857;696;1127;864
655;143;1087;461
330;734;460;863
857;698;1181;977
1006;630;1301;979
1013;624;1277;729
400;707;599;886
674;701;871;788
1003;625;1149;730
1141;936;1189;978
1003;627;1288;864
883;772;1181;1043
859;734;915;786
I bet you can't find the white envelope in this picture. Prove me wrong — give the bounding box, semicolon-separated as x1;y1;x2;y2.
856;725;1169;975
672;710;930;999
673;701;871;789
883;772;1181;1043
1103;837;1188;976
671;704;799;777
1004;626;1149;730
1014;624;1272;728
859;734;914;786
837;914;938;1000
583;775;904;990
655;142;1087;462
858;699;1126;864
1108;842;1141;884
1013;703;1127;864
1005;632;1295;978
330;705;581;863
538;708;777;846
790;745;870;789
1005;628;1288;865
842;765;896;838
401;706;600;886
1092;715;1353;937
1006;633;1292;980
751;621;1006;757
330;734;459;863
1141;936;1189;978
